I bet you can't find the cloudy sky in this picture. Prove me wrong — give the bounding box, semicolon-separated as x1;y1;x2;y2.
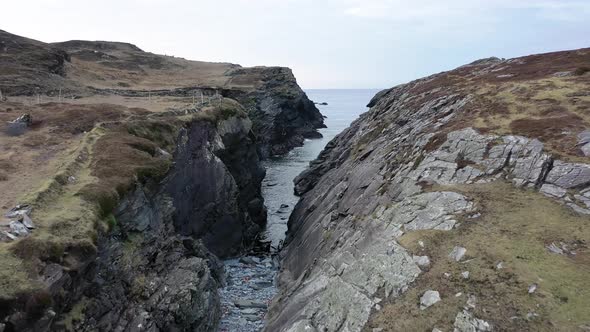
4;0;589;88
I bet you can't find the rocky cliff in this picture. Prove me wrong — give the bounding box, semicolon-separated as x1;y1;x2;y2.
0;29;324;157
267;49;590;331
0;101;267;331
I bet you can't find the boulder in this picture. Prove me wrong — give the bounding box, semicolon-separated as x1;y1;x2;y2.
453;310;492;332
413;255;431;268
420;290;441;310
449;246;467;262
545;161;590;189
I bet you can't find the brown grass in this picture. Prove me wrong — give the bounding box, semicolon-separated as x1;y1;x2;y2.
367;181;590;331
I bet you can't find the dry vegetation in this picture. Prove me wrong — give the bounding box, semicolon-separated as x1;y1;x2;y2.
0;97;245;299
391;48;590;162
366;181;590;331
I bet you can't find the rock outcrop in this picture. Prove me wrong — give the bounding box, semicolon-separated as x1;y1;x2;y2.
226;67;326;157
267;48;590;331
0;105;267;331
0;29;324;157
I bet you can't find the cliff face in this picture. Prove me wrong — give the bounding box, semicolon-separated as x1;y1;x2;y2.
226;67;326;157
0;29;324;157
267;49;590;331
0;101;267;331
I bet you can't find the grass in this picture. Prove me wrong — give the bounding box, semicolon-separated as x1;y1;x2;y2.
468;77;590;161
59;296;90;331
366;181;590;331
0;98;246;302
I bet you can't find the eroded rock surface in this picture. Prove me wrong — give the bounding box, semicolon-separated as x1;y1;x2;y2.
268;49;590;331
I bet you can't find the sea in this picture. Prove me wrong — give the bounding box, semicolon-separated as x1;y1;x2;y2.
261;89;381;249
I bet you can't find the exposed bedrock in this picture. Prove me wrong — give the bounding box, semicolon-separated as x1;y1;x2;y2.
267;50;590;331
2;115;266;332
166;117;267;258
225;67;326;157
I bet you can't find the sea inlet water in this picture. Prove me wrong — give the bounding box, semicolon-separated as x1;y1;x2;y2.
218;89;379;332
262;89;380;249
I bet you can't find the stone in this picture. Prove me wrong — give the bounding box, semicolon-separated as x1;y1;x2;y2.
496;262;503;269
1;231;17;242
234;299;267;309
9;220;28;236
539;184;567;198
413;255;431;267
528;283;537;294
10;113;33;126
449;246;467;262
461;271;470;279
547;243;564;255
420;290;441;310
239;256;258;265
243;314;260;322
240;308;259;315
545;161;590;189
22;214;35;229
578;130;590;156
567;203;590;215
389;192;473;231
453;310;492;332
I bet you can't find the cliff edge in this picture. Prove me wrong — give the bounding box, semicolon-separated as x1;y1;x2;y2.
267;48;590;331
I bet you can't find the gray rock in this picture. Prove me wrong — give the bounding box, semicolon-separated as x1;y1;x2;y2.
240;308;260;315
22;214;35;229
413;255;431;267
528;283;537;294
9;220;28;236
453;310;492;332
420;290;441;310
578;130;590;156
545;161;590;189
546;243;565;255
234;299;267;309
567;203;590;215
449;246;467;262
239;256;258;265
540;184;567;198
0;231;17;242
243;314;261;322
461;271;470;279
385;191;473;231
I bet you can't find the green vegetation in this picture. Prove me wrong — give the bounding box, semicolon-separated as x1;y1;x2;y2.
0;99;247;300
369;181;590;331
471;77;590;161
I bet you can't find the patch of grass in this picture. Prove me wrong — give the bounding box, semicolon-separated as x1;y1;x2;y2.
60;296;89;331
368;181;590;331
469;77;590;161
574;67;590;76
105;214;117;231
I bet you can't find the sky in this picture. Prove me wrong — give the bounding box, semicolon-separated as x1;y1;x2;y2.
3;0;589;89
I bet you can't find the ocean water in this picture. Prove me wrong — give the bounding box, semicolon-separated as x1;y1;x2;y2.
261;89;381;249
